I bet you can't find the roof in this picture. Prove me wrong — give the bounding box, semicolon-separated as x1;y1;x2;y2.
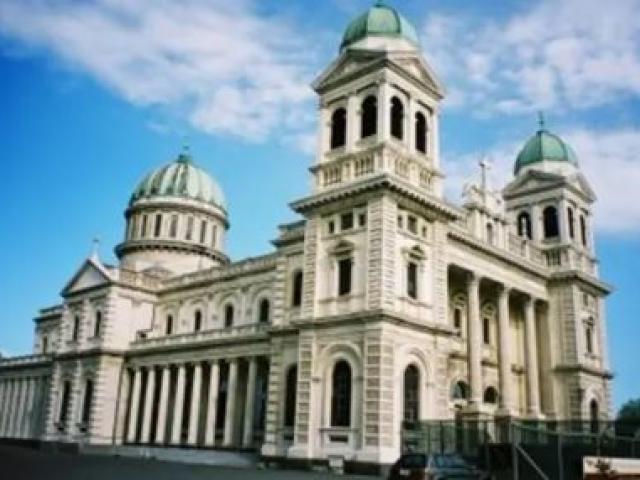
514;128;579;175
130;151;225;209
340;2;419;50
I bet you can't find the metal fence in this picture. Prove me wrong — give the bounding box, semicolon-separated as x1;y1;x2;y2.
402;419;640;479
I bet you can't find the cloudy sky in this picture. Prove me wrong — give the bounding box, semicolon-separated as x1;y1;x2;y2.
0;0;638;408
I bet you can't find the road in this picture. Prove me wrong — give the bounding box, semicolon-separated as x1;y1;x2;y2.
0;445;377;480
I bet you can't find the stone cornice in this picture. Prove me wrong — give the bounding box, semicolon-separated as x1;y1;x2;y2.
293;308;454;337
114;239;229;265
548;270;613;295
290;173;461;222
554;363;614;379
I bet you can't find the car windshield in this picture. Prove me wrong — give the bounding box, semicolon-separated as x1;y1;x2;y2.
400;454;427;468
433;455;469;469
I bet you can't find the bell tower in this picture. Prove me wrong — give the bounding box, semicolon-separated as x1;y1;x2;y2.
310;1;446;198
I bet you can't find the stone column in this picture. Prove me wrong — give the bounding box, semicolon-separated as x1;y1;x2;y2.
497;287;514;414
141;368;156;443
0;380;9;436
346;93;359;153
467;273;482;406
223;358;238;446
378;80;391;144
22;378;35;438
171;364;186;445
204;360;220;447
187;362;202;445
524;297;541;416
407;96;416;154
242;357;257;447
126;368;142;443
155;366;170;444
14;379;26;438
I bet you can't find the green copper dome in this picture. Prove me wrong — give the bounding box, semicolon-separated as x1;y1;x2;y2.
130;151;225;208
514;128;578;175
340;2;419;50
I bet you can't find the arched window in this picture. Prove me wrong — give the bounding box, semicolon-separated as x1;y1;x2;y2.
284;365;298;427
453;308;462;332
154;214;162;237
568;207;575;239
486;223;494;245
415;112;427;153
330;108;347;149
590;399;599;433
586;322;594;354
451;381;468;401
194;309;202;332
518;212;532;240
483;317;491;345
81;379;94;425
483;387;498;404
258;298;270;323
165;315;173;335
94;311;102;338
543;206;559;238
72;315;80;342
331;360;352;427
403;365;420;423
361;95;377;138
407;261;418;299
292;271;303;307
580;215;588;247
59;380;72;427
224;304;234;328
390;97;404;140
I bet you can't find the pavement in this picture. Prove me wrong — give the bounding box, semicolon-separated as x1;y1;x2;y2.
0;444;376;480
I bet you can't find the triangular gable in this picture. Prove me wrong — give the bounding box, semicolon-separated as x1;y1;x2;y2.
503;169;596;202
312;50;444;98
312;50;381;92
503;170;565;197
61;257;113;296
389;55;445;97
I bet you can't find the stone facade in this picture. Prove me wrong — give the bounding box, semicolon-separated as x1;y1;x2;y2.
0;4;612;468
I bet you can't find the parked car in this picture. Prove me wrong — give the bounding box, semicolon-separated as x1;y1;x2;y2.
388;453;488;480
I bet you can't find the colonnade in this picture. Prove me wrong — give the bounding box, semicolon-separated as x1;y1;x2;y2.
124;356;266;448
0;375;48;439
464;270;543;417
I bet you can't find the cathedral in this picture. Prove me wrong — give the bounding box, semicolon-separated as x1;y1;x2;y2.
0;3;612;469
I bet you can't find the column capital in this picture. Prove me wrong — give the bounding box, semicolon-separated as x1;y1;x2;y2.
498;284;512;296
466;270;480;285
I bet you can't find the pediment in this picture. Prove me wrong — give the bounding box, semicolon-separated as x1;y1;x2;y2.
61;257;113;296
312;51;382;92
312;50;444;99
503;170;596;202
390;55;445;97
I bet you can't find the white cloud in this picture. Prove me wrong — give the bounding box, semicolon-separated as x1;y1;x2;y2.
443;127;640;234
0;0;319;144
422;0;640;114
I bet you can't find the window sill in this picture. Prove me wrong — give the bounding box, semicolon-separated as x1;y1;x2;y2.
321;293;364;304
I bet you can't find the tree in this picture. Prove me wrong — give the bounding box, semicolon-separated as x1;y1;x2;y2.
616;398;640;438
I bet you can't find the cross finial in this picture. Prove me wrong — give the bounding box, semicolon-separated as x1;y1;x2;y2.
91;236;100;260
178;135;192;163
538;111;545;130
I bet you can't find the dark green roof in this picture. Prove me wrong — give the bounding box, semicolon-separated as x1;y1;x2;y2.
514;129;578;175
340;2;419;50
130;152;225;208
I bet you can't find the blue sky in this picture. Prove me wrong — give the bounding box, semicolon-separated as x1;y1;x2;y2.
0;0;638;412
